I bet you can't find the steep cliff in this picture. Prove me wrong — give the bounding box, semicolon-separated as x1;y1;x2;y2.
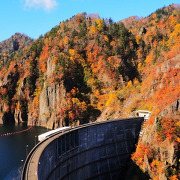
0;33;33;124
132;99;180;179
0;5;179;134
0;6;179;178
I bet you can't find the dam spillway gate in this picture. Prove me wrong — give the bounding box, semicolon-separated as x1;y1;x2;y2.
22;117;144;180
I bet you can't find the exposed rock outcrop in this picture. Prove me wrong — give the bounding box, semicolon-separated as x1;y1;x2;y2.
133;98;180;179
159;98;180;117
36;82;66;129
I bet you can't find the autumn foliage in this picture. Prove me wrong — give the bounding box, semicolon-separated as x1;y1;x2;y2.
0;4;179;179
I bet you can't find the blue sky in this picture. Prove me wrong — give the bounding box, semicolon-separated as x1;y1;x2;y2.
0;0;180;42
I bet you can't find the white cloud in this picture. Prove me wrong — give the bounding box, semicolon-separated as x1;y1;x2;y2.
24;0;57;11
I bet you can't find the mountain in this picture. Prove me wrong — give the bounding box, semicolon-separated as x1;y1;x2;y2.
0;13;141;126
121;4;180;179
0;5;179;179
0;33;33;69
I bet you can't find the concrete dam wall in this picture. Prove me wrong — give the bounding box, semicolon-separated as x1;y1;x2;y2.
36;118;143;180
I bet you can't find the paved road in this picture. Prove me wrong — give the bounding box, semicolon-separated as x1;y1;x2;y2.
22;135;58;180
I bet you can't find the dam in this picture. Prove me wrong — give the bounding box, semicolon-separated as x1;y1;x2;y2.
22;117;144;180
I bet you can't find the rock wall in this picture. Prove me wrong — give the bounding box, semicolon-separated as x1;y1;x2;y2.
136;98;180;179
27;56;67;129
37;82;66;129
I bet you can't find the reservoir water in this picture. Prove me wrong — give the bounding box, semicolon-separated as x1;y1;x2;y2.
0;123;48;180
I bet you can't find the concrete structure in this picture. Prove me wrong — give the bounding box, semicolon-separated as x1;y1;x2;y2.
136;110;151;121
22;117;144;180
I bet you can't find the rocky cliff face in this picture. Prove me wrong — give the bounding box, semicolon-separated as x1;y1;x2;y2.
33;82;66;128
132;98;180;179
0;6;179;179
0;7;179;134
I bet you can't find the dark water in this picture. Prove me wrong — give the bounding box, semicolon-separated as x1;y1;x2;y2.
0;123;48;180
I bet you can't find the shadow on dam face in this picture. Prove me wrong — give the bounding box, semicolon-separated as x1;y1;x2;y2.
37;118;145;180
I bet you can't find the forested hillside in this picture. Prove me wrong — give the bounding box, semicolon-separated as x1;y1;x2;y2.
0;33;33;70
0;13;142;126
122;4;180;179
0;4;179;179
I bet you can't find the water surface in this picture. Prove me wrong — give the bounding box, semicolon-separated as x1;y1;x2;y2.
0;123;48;179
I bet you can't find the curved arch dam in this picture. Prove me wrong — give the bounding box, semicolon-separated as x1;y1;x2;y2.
22;117;144;180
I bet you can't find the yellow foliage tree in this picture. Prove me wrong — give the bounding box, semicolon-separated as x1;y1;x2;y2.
88;25;97;37
104;35;109;42
168;23;180;46
95;19;104;31
105;93;117;107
